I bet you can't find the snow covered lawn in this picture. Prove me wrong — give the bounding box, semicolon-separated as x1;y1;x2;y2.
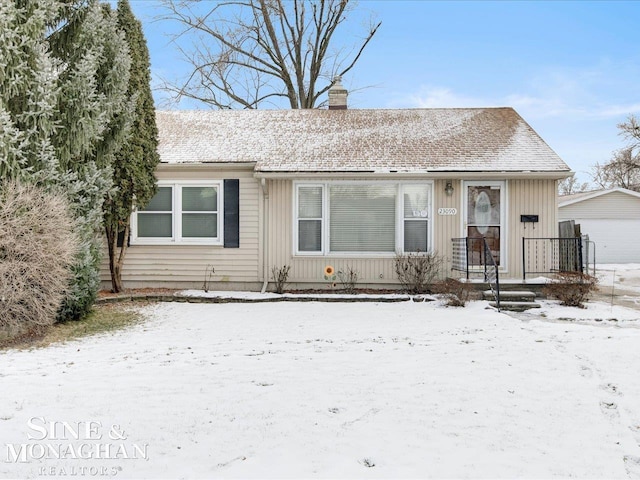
2;299;640;478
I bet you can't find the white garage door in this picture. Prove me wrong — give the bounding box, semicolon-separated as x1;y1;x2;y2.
577;219;640;264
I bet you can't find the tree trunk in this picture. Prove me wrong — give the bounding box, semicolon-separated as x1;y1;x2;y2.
106;224;118;293
105;222;129;293
115;223;130;293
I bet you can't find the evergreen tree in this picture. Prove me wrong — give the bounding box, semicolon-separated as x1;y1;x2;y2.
0;0;133;320
0;0;60;181
103;0;160;293
50;0;133;319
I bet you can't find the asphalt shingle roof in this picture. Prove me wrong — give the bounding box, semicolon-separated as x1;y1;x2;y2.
156;107;570;173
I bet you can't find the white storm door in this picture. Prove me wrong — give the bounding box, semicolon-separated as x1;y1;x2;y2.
464;181;505;266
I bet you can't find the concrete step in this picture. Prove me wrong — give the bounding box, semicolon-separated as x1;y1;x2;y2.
483;290;536;302
490;301;541;312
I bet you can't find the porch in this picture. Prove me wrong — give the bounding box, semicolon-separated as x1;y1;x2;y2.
451;236;586;311
451;236;585;281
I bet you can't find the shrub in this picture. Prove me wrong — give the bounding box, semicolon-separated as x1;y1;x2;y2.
433;278;474;307
0;182;78;335
271;265;291;294
202;264;215;292
394;251;443;294
337;265;359;294
543;271;598;308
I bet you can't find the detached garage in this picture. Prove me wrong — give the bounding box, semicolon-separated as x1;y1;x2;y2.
559;188;640;264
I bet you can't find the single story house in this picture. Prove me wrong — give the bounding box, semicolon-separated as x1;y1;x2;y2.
102;82;572;290
559;187;640;264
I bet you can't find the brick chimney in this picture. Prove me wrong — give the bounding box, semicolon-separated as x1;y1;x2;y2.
328;75;348;110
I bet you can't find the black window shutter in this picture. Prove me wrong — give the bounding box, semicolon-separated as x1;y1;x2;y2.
116;229;130;248
224;179;240;248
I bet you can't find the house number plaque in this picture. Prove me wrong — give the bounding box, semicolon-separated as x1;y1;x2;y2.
437;207;457;216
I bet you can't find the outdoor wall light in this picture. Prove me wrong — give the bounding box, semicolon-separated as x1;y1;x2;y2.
444;180;454;197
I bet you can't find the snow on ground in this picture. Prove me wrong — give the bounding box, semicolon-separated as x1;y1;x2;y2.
521;298;640;324
590;264;640;313
180;290;411;301
2;299;640;479
597;264;640;296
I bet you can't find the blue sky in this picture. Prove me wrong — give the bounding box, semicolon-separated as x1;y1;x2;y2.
127;0;640;183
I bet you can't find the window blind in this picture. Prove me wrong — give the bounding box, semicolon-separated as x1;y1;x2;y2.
329;185;396;252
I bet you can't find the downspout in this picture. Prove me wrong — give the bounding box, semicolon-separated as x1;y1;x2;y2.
260;178;269;293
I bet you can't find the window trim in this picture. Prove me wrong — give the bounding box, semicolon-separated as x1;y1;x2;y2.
401;184;432;254
294;183;325;256
131;180;224;246
293;180;433;257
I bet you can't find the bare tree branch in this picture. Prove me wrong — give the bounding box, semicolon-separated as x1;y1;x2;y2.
618;114;640;148
558;176;590;196
591;144;640;191
159;0;380;109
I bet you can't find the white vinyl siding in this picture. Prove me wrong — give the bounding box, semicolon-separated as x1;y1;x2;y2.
294;182;432;256
104;175;561;288
266;178;558;284
559;190;640;263
100;167;261;289
132;181;223;245
560;191;640;220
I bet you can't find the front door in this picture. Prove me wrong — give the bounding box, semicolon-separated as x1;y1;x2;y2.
465;182;504;266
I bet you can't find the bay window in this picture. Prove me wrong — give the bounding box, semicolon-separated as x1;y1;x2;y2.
294;182;432;255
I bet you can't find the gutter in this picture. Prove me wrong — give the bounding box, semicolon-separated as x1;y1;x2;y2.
260;178;269;294
253;170;573;180
157;162;257;172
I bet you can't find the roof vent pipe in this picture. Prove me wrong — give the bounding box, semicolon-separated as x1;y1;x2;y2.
328;75;348;110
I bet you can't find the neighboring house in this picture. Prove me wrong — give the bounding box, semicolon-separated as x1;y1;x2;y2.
559;188;640;264
102;83;572;290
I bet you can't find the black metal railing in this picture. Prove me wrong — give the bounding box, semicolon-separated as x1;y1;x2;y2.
451;237;471;277
451;237;500;310
522;237;583;280
452;237;498;276
483;237;500;310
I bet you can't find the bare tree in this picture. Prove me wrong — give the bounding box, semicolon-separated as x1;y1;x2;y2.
160;0;380;109
592;115;640;192
618;114;640;147
591;147;640;191
558;176;590;196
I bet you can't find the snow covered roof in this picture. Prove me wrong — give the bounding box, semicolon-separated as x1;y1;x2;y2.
559;187;640;207
156;108;570;174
